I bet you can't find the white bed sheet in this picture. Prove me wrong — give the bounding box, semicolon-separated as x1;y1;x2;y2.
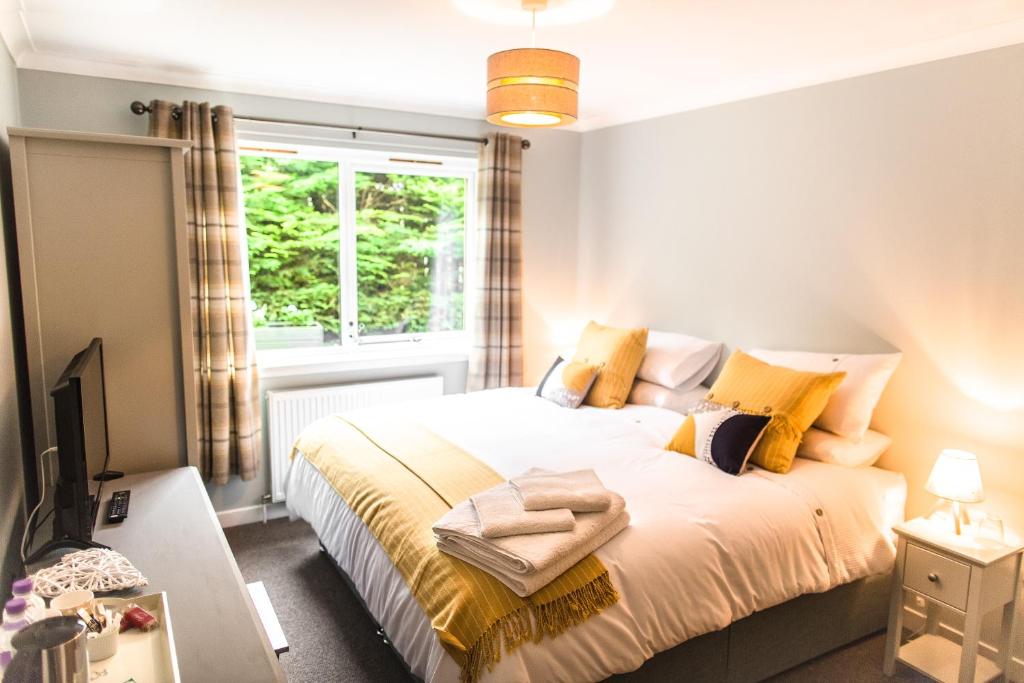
285;388;906;682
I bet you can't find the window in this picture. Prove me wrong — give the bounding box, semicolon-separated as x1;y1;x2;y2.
240;144;475;351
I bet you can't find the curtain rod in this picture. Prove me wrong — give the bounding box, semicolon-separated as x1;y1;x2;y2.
129;101;531;149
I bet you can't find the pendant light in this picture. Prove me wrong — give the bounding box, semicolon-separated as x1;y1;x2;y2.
486;0;580;127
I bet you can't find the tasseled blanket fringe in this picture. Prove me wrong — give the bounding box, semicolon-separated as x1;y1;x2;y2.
459;571;620;683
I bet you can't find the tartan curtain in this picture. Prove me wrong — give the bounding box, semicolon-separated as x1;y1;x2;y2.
468;133;523;391
148;100;261;484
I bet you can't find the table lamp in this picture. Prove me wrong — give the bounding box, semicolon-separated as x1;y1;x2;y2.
925;449;984;535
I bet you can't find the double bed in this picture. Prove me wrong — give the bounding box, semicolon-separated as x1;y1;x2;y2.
285;387;906;682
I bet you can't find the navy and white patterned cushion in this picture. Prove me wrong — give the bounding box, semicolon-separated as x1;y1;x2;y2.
689;408;771;475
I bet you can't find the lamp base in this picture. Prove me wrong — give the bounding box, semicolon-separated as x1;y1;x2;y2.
927;499;972;535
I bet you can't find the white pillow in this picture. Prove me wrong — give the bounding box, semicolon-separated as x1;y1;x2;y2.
798;428;891;467
748;349;901;440
627;381;708;414
636;331;723;390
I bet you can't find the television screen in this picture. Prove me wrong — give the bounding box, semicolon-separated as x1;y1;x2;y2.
23;338;113;563
50;337;110;539
75;344;110;481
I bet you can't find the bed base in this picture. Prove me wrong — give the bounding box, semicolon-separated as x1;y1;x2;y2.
610;571;892;682
319;541;891;682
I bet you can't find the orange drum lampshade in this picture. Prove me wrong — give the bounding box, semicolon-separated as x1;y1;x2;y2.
486;48;579;127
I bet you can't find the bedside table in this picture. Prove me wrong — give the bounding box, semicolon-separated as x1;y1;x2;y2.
883;517;1023;683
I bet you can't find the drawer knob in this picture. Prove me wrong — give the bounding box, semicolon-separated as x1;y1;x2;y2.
927;572;939;583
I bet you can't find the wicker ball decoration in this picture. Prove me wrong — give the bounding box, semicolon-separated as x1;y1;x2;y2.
32;549;149;598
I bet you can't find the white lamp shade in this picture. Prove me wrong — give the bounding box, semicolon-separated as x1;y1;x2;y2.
925;449;984;503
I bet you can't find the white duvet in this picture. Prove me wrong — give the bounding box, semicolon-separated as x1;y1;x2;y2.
285;388;906;682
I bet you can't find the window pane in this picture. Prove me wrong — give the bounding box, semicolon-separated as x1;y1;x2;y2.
355;172;466;337
241;156;341;349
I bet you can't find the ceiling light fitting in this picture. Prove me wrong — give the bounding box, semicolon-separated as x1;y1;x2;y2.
486;0;581;128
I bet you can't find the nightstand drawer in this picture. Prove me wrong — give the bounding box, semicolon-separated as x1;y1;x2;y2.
905;542;970;610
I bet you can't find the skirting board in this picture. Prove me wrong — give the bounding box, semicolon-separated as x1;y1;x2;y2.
217;502;290;528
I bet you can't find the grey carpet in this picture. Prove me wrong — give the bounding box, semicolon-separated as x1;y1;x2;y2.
224;517;411;682
225;518;928;682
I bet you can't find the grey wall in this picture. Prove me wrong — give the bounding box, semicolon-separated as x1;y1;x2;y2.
16;70;581;511
0;35;27;594
577;43;1024;525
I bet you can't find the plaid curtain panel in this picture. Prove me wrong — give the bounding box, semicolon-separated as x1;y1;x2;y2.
149;100;262;484
468;133;524;391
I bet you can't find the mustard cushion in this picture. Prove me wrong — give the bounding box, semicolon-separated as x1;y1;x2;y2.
705;350;846;473
572;322;649;409
665;415;696;454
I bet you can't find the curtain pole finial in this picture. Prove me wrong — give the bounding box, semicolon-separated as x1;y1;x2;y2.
130;100;182;120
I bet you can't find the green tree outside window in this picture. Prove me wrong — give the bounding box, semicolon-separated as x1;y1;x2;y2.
241;155;467;347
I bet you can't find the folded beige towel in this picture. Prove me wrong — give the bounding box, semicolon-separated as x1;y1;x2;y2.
434;492;629;597
471;484;575;538
511;468;612;512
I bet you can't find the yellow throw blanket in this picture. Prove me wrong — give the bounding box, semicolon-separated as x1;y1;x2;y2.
292;409;619;682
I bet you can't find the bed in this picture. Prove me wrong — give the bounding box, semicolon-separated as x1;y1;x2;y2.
285;387;907;682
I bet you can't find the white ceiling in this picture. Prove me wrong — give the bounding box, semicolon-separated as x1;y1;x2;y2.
4;1;1024;131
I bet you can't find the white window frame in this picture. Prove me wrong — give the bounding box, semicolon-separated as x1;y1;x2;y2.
238;140;477;353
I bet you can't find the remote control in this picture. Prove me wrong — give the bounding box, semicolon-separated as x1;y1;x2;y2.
106;490;130;523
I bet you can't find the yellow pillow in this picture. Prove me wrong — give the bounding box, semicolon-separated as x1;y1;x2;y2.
572;322;649;409
705;350;846;473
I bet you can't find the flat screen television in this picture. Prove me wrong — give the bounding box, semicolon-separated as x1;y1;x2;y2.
24;338;114;563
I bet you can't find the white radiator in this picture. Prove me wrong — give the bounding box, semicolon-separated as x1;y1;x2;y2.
266;376;444;502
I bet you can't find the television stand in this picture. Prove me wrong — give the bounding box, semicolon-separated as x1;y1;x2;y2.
95;467;285;680
25;467;285;681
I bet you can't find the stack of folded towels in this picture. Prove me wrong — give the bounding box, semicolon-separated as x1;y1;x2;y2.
432;468;629;597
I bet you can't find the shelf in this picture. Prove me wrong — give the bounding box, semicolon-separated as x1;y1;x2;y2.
898;634;1001;683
